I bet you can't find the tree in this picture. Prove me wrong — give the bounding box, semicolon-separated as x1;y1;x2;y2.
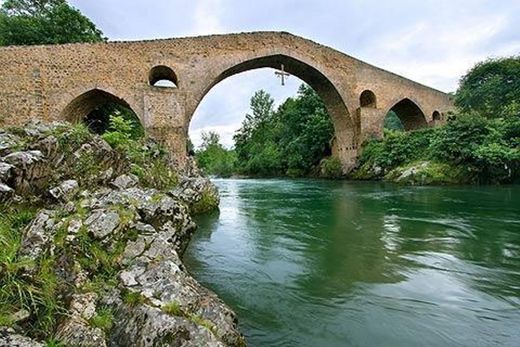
0;0;104;46
384;111;404;131
233;84;334;177
195;131;237;177
455;56;520;119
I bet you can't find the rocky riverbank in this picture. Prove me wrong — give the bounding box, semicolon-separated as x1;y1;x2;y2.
0;120;245;346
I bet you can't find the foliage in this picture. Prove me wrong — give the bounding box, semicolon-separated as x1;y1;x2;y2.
85;104;144;139
0;205;67;339
233;85;334;177
121;290;146;307
320;156;344;178
191;189;219;215
355;113;520;184
101;115;178;190
455;56;520;118
0;0;105;46
384;111;404;131
89;306;114;333
385;161;465;185
162;301;183;316
195;131;237;177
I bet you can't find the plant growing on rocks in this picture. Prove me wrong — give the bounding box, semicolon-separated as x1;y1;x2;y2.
0;119;247;347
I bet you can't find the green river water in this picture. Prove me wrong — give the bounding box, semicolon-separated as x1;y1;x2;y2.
183;179;520;347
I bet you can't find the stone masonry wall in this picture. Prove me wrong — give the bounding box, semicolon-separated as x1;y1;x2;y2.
0;31;453;170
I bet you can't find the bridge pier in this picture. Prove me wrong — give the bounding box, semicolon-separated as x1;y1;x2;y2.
142;89;188;167
357;107;386;143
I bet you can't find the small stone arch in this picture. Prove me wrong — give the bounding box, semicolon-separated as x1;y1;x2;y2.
432;110;441;121
149;65;178;88
60;88;142;133
386;98;428;131
360;90;377;108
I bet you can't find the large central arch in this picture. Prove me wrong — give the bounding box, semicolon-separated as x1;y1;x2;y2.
188;54;357;168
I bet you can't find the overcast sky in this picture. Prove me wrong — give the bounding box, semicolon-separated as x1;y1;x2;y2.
69;0;520;147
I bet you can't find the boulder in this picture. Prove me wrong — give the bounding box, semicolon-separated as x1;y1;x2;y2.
0;328;44;347
3;150;45;168
84;209;121;239
0;183;14;202
0;162;14;182
48;179;79;202
111;174;139;190
0;133;22;156
56;318;107;347
19;210;56;259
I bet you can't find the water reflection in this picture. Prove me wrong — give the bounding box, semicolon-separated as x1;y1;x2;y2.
184;180;520;347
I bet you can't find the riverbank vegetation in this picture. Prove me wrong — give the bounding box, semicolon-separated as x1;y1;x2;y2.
195;56;519;184
354;56;520;184
195;85;336;178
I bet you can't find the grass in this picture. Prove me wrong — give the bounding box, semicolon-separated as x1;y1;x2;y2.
188;313;217;334
161;300;218;336
162;301;183;316
89;307;114;333
0;205;68;338
121;290;146;307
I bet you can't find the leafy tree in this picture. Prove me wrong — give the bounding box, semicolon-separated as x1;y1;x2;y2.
195;131;237;177
84;103;144;139
384;111;404;131
233;84;334;177
0;0;104;46
455;56;520;118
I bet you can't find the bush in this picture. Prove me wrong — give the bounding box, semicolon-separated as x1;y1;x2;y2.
353;113;520;184
320;156;343;178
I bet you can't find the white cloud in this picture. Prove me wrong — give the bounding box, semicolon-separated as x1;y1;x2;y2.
191;0;226;35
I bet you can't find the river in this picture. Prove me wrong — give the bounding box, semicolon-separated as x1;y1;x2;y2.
183;179;520;347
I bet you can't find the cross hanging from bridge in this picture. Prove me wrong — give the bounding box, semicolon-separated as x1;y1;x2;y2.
275;64;290;86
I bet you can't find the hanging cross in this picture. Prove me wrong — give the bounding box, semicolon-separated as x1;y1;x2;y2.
275;64;290;86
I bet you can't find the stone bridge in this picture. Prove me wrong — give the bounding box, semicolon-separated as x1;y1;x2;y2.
0;31;453;170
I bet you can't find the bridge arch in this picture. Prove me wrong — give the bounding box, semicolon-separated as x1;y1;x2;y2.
189;53;357;168
360;90;377;108
385;98;428;131
149;65;178;88
60;88;142;133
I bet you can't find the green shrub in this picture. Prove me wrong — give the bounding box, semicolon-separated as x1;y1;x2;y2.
89;307;114;333
320;156;343;178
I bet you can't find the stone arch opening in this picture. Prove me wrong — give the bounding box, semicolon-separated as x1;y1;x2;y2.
149;65;178;88
360;90;376;108
190;54;356;170
386;98;427;131
61;88;143;136
432;110;441;121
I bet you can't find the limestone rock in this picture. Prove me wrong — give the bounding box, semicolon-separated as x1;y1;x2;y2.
0;328;44;347
3;150;45;168
0;162;14;182
48;179;79;202
56;318;107;347
69;293;98;320
0;183;14;202
20;210;56;259
111;304;225;347
84;209;120;239
172;177;220;214
111;174;139;190
0;133;22;156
